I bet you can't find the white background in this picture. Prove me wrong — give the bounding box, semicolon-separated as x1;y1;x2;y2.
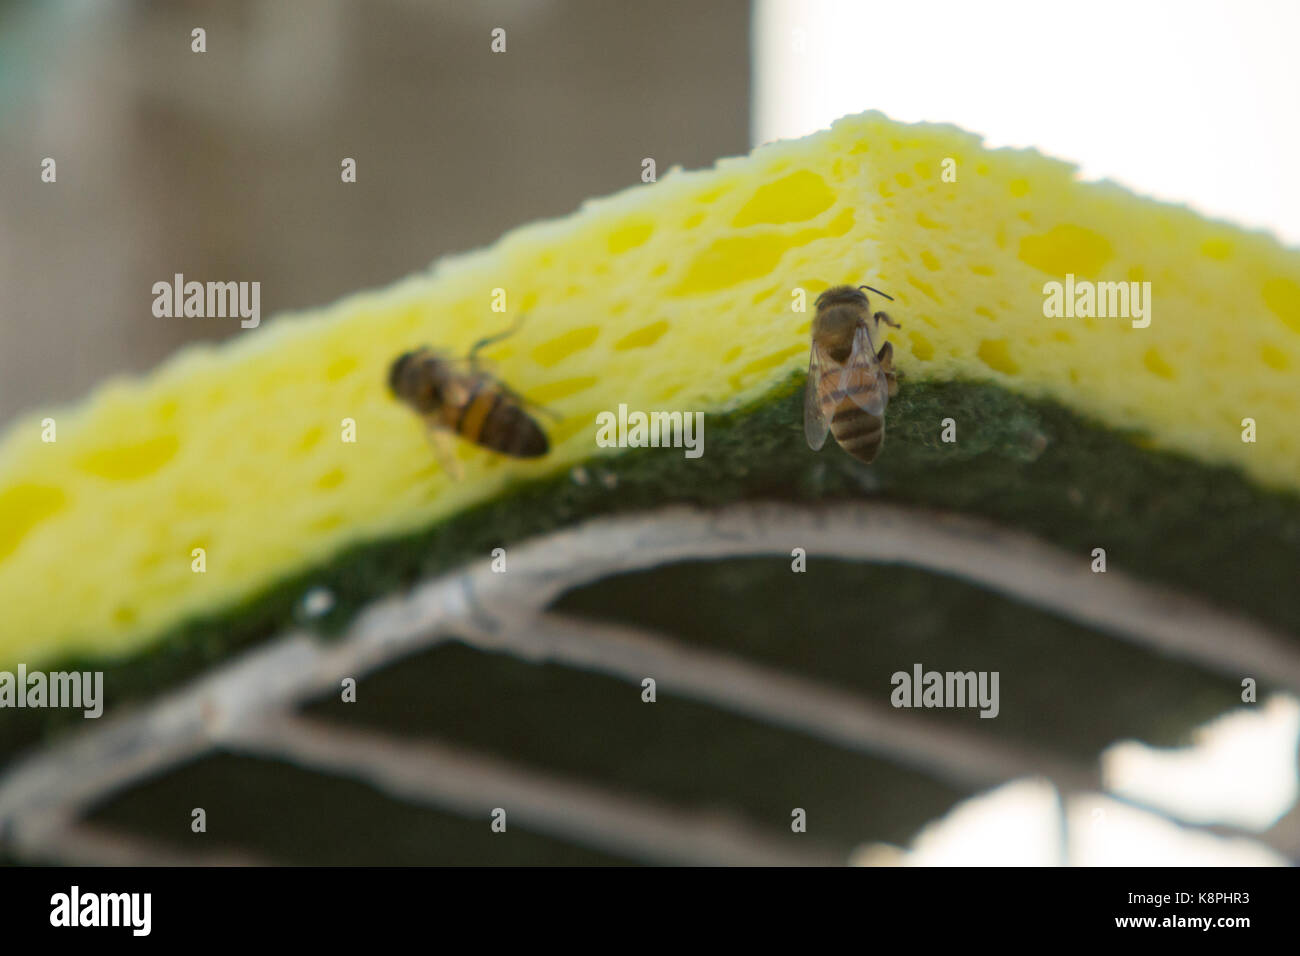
755;0;1300;245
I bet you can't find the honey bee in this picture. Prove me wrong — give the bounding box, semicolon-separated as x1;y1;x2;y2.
389;317;552;477
804;284;901;464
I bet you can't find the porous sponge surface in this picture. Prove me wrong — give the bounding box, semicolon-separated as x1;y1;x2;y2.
1;111;1297;667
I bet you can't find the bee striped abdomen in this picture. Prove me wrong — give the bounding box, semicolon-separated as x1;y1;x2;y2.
455;378;548;458
830;405;884;462
824;366;884;463
484;396;549;457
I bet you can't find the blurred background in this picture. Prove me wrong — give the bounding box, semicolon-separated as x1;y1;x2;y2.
1;0;1297;865
0;0;751;422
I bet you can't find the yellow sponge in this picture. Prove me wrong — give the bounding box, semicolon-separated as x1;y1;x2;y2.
1;111;1297;668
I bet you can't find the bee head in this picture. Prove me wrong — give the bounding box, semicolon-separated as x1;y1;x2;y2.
814;284;893;312
389;347;450;399
815;285;868;311
388;350;421;397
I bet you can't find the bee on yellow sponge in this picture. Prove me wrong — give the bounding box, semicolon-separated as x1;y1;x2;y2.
388;317;552;478
804;284;902;464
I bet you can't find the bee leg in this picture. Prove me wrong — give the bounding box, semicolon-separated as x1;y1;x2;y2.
517;389;564;422
530;402;563;422
424;425;464;480
877;341;901;397
487;379;562;422
873;310;900;330
467;314;527;372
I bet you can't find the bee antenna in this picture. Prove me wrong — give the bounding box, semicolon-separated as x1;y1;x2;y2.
859;284;894;301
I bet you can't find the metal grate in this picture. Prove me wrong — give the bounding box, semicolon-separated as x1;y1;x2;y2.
2;502;1296;864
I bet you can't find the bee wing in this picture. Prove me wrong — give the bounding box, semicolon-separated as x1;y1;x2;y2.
841;323;887;417
421;419;464;480
804;344;831;451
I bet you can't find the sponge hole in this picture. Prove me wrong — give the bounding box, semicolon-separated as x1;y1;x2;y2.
614;320;669;351
977;339;1019;374
908;331;934;361
1142;348;1177;381
1261;344;1290;370
316;468;346;491
532;326;600;367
